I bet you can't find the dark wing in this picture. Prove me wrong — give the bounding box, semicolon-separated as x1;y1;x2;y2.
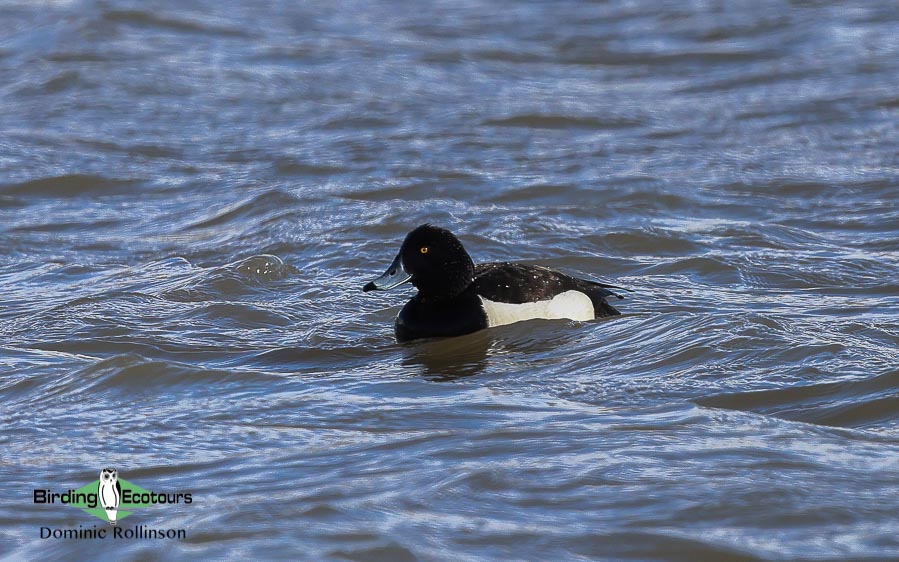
116;480;122;496
471;262;624;317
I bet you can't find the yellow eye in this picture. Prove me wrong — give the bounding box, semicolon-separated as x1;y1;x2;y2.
420;246;429;254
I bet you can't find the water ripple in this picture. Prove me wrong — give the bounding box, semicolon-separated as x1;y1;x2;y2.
1;0;898;559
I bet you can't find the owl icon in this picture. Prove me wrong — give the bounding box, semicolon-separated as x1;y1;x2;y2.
98;468;122;525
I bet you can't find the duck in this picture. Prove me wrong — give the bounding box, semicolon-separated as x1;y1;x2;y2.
363;224;625;342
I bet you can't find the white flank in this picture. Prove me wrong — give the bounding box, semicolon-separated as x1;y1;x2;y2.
479;290;594;328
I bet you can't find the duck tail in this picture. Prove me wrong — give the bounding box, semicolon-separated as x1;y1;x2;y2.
583;279;628;300
579;280;626;318
592;296;622;318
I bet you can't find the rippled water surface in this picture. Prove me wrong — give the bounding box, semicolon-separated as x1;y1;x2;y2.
2;0;898;560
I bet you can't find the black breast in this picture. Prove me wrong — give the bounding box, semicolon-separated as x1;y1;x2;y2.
395;292;489;342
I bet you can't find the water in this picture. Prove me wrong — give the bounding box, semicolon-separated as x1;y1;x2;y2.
1;0;898;559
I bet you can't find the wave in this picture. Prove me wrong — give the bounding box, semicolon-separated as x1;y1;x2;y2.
697;368;899;430
161;254;298;302
482;114;645;130
0;174;140;197
101;8;251;37
181;191;303;231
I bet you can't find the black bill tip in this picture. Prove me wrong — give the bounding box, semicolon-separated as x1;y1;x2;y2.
362;281;377;292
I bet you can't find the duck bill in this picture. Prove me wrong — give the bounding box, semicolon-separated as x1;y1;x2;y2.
363;253;412;292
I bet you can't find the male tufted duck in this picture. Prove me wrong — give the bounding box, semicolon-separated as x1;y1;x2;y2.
363;224;624;342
